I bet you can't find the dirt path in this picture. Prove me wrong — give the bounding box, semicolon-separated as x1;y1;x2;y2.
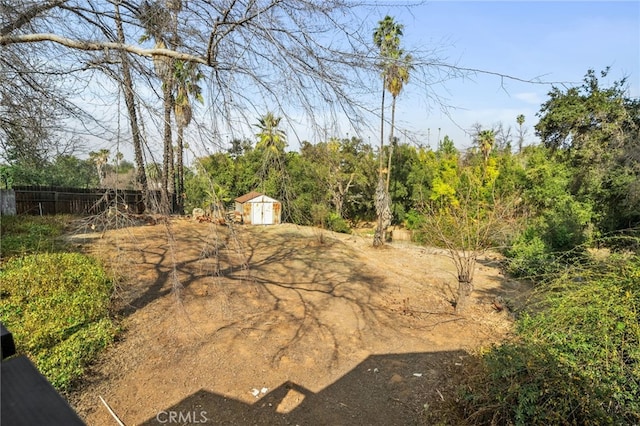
68;220;522;425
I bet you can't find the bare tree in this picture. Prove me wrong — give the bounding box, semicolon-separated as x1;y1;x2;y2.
0;0;562;216
419;168;521;313
0;32;84;165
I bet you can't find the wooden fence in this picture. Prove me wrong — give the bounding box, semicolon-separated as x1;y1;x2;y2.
9;186;173;215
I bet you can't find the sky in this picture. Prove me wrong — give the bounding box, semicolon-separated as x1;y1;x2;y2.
346;0;640;150
84;1;640;161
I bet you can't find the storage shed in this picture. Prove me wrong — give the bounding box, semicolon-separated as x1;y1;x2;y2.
234;191;282;225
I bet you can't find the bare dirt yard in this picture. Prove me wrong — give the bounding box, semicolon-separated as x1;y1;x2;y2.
68;218;525;425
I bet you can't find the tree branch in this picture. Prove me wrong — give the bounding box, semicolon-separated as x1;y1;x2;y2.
430;63;576;86
0;33;213;66
0;0;69;36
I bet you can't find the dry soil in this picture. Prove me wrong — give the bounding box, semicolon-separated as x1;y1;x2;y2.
67;219;525;425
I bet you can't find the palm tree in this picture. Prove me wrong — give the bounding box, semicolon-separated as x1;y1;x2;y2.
255;112;286;156
254;112;287;195
173;60;203;214
138;1;175;213
385;49;412;192
114;2;149;210
373;15;403;177
89;149;110;187
516;114;526;152
478;129;495;164
373;15;404;247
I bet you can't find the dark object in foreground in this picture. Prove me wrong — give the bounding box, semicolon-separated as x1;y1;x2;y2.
1;322;16;359
1;323;85;425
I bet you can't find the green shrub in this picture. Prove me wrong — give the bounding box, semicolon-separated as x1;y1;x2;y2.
326;212;351;234
404;209;425;230
0;252;116;390
0;215;69;258
461;256;640;425
36;318;116;389
404;209;426;243
541;196;594;253
506;229;553;279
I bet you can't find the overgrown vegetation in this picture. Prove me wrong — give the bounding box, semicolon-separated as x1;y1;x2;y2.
0;216;117;391
452;253;640;425
0;214;69;258
422;70;640;424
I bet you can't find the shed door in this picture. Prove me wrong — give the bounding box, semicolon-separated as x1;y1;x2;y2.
252;202;273;225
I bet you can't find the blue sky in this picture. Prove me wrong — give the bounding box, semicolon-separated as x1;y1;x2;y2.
360;0;640;149
90;1;639;160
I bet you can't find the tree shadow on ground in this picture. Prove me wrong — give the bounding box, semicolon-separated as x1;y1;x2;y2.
72;222;519;425
139;350;470;426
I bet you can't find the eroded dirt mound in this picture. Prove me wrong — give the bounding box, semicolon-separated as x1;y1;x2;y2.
69;220;523;425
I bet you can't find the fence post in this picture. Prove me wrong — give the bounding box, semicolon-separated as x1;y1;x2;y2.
54;190;59;215
0;189;16;215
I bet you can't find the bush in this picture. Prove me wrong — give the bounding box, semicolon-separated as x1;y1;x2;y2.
0;252;117;390
326;212;351;234
404;209;426;243
0;215;69;258
505;229;554;279
404;209;425;230
460;256;640;425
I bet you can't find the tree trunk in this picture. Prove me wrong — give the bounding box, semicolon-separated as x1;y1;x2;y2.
374;78;387;247
176;124;185;215
114;3;149;212
373;217;384;247
161;80;173;214
378;78;386;176
455;279;474;314
373;176;391;247
386;95;397;193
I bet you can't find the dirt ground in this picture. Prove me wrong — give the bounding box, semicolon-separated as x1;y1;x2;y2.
67;218;525;425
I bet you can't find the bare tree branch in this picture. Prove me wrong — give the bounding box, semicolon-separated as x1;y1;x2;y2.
0;33;213;66
0;0;69;36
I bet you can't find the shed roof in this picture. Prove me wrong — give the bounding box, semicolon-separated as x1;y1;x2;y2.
234;191;264;203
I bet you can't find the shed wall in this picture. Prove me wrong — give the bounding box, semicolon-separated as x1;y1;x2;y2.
234;193;282;225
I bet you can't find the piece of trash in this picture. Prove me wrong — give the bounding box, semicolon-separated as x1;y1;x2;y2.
413;373;423;377
454;362;462;366
373;368;379;373
261;387;268;394
251;388;260;397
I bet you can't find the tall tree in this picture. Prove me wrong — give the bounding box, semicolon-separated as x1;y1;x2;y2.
255;112;287;157
114;2;150;210
301;137;366;219
373;15;404;247
89;149;110;187
535;68;640;231
478;129;495;164
138;0;176;213
254;112;287;193
173;59;204;214
516;114;526;152
0;0;494;224
385;49;412;192
373;16;403;176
